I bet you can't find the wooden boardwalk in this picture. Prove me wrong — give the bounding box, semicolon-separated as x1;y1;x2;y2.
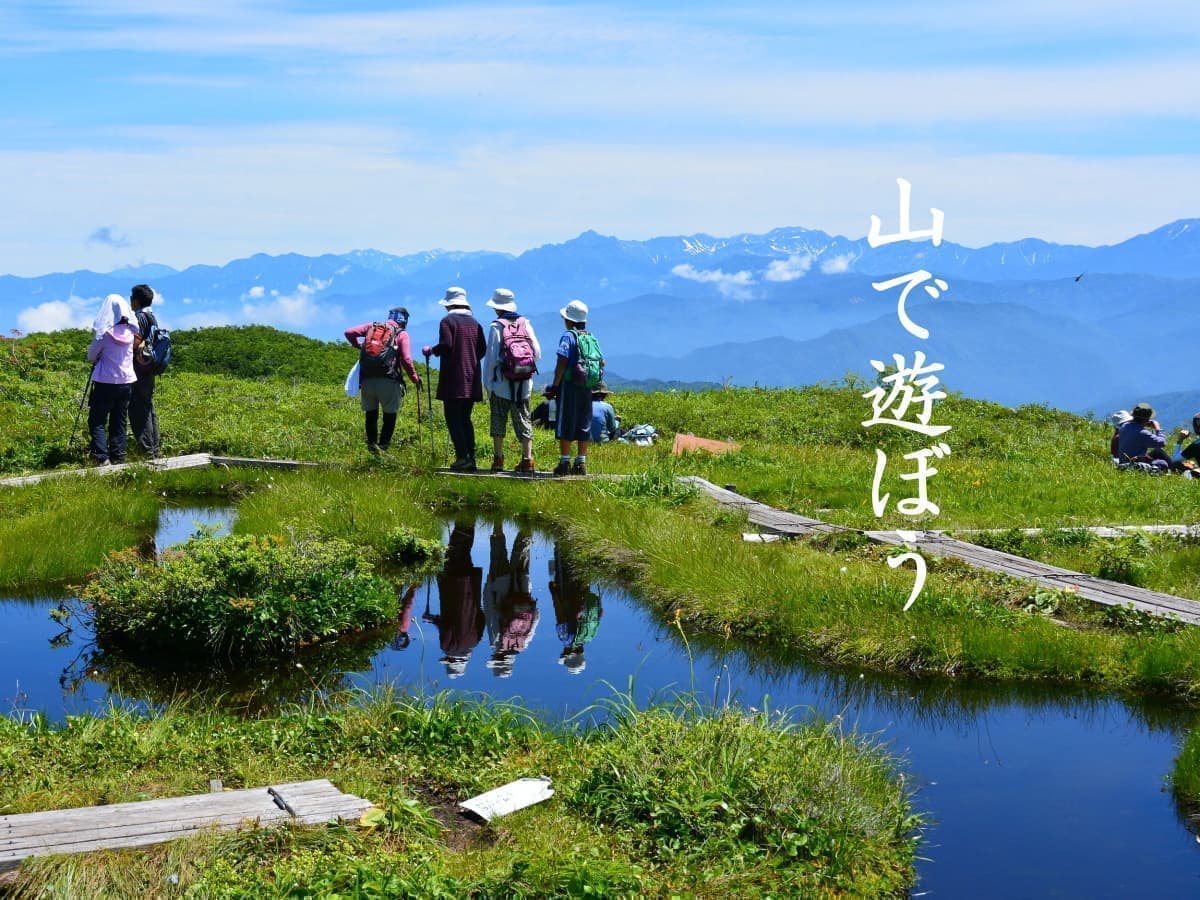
0;779;371;873
0;454;318;489
684;477;1200;626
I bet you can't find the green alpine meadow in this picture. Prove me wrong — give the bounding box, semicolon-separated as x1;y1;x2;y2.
3;325;1200;895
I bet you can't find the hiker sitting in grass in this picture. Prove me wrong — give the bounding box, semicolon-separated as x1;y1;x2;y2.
531;398;556;431
344;306;421;454
481;289;541;473
544;299;603;477
589;382;620;443
1116;402;1169;469
1109;409;1132;460
1171;412;1200;473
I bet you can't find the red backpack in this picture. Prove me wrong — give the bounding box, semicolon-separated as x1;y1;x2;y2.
360;321;399;376
499;318;537;381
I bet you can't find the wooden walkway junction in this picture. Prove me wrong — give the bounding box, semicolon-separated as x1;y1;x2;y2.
0;779;371;873
684;477;1200;626
0;453;318;488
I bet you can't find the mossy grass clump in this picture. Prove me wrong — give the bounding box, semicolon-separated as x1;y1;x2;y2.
81;533;399;658
574;701;918;893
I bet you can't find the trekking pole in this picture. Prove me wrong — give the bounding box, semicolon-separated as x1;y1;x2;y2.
415;377;423;445
423;351;436;460
67;363;96;452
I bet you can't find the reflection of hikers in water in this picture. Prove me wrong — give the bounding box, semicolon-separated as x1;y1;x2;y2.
483;523;539;678
422;521;484;678
389;583;417;651
549;546;602;675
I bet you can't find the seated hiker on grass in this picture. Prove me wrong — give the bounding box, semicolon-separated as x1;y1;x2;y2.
1116;402;1169;468
481;289;541;473
344;307;421;454
531;398;556;431
1109;409;1132;460
589;382;620;443
1171;412;1200;473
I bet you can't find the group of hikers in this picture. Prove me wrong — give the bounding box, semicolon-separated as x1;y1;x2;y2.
83;287;164;465
389;521;602;680
344;286;614;475
1109;402;1200;476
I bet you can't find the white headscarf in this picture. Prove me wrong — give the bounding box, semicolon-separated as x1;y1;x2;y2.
92;293;134;340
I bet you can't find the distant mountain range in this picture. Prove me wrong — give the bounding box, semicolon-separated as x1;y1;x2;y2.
3;219;1198;422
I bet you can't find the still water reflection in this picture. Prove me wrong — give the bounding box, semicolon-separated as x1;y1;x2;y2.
2;513;1200;896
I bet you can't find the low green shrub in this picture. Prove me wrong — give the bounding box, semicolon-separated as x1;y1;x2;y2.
80;533;398;658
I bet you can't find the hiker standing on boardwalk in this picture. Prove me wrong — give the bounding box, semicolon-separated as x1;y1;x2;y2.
128;284;161;458
481;289;541;472
344;306;422;453
544;299;603;476
422;287;486;471
85;294;138;466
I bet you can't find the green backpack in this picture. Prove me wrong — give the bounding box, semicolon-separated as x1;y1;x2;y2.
570;331;605;389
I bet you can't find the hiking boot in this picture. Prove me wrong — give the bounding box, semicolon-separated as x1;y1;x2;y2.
367;443;380;455
514;458;536;474
450;457;477;473
551;459;571;477
571;460;586;476
490;455;505;472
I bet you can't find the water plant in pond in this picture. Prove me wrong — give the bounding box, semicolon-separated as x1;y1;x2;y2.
79;533;399;658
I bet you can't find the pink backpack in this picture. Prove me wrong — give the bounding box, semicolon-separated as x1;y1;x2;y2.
499;318;537;381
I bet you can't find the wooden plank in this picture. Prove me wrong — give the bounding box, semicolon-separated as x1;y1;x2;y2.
0;454;214;488
0;780;339;835
700;482;1200;626
0;780;371;871
209;456;320;470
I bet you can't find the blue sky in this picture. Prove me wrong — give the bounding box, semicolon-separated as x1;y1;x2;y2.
2;0;1198;275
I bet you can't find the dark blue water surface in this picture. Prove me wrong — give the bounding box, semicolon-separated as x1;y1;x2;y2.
3;512;1200;897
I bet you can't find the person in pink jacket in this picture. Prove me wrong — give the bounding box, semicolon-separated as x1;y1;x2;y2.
86;294;138;465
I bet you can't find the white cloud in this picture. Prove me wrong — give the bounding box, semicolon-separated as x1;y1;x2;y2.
763;254;813;282
16;296;100;333
671;263;756;300
241;276;338;328
246;285;266;298
820;254;854;275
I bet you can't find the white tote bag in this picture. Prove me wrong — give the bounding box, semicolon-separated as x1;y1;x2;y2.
344;361;361;398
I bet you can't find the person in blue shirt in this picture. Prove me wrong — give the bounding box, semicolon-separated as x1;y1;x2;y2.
589;382;619;444
544;299;594;476
1116;402;1169;465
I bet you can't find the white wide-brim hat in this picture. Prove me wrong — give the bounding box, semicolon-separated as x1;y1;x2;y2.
486;288;517;313
439;286;469;308
1110;409;1132;427
559;298;588;323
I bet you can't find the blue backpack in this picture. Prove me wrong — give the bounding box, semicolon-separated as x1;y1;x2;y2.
135;310;172;375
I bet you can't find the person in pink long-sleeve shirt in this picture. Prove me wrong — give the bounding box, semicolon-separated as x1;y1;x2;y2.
85;294;138;465
344;306;421;453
